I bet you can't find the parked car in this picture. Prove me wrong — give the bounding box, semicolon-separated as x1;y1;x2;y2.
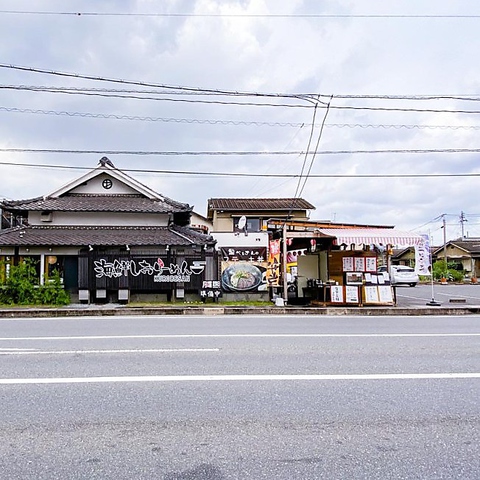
378;265;419;287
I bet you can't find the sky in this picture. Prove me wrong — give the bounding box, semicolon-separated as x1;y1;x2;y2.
1;0;480;246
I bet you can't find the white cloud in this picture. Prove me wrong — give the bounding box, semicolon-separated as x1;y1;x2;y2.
1;0;480;246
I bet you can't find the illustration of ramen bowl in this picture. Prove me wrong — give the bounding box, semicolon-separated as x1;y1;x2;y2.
222;263;263;291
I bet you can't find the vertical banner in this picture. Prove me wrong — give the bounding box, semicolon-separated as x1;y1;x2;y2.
415;234;431;275
266;239;281;286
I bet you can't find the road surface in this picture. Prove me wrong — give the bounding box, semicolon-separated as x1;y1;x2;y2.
0;315;479;479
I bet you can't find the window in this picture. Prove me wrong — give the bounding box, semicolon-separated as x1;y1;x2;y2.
234;217;261;232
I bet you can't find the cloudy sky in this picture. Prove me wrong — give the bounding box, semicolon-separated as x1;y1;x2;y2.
1;0;480;245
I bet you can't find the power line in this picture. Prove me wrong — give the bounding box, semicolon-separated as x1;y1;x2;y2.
1;10;480;19
0;106;310;127
0;64;319;104
327;123;480;130
5;83;480;114
2;148;480;156
3;106;480;130
5;84;480;102
332;105;480;115
0;85;308;108
334;94;480;102
297;96;332;199
0;160;479;179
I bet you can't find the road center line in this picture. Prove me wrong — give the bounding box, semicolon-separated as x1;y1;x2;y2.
0;373;479;385
0;333;479;341
0;348;219;355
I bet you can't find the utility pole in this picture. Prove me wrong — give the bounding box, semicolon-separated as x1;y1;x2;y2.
460;211;467;239
442;215;447;276
282;222;288;303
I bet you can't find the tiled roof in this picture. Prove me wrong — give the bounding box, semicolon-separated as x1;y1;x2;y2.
208;198;315;213
1;194;191;214
0;225;213;247
434;239;480;255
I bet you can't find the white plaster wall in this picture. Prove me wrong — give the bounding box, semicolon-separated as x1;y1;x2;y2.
213;216;234;232
69;174;139;195
211;231;269;249
190;212;212;233
29;211;170;226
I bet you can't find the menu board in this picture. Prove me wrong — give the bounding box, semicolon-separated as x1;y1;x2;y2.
330;285;344;303
366;257;377;272
364;286;380;303
345;286;359;303
354;257;366;272
342;257;354;272
378;285;394;303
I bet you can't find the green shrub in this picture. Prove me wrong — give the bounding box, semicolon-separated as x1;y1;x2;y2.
38;269;70;305
0;258;39;305
432;260;464;282
0;259;70;306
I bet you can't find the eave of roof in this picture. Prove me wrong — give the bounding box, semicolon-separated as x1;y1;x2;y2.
0;226;214;247
432;240;480;255
1;194;192;214
207;198;315;216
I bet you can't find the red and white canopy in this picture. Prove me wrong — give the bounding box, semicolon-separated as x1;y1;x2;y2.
318;228;423;246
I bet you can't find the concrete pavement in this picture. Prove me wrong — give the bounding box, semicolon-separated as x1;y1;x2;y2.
0;302;480;317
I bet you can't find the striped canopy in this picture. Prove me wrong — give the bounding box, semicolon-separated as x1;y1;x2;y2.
318;228;423;246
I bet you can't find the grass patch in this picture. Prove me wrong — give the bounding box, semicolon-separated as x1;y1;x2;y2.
126;300;273;308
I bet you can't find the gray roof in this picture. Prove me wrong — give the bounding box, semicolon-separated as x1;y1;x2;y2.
432;239;480;255
0;225;213;247
207;198;315;216
1;194;191;214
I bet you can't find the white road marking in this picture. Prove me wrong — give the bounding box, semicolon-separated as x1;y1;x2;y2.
0;348;219;355
0;373;479;385
0;348;37;351
0;333;479;341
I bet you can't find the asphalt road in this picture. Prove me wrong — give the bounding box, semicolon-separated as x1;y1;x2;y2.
0;315;479;479
395;283;480;307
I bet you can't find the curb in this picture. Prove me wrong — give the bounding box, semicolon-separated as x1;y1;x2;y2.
0;305;480;318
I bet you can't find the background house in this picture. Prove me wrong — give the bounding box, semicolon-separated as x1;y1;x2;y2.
432;238;480;278
0;158;216;303
206;197;315;300
392;247;416;267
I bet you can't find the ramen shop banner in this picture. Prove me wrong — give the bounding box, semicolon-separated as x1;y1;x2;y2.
220;247;268;292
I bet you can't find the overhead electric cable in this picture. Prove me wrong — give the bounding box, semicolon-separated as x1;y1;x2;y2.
2;148;480;155
4;85;480;101
0;160;478;179
0;64;319;104
0;86;308;108
0;106;312;126
1;10;480;18
297;96;332;199
293;101;319;199
4;83;480;113
2;106;480;130
332;105;480;115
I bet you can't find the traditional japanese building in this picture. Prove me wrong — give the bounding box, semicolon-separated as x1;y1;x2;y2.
0;158;216;303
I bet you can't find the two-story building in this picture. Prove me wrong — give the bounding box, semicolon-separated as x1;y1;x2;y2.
0;158;216;303
206;197;317;300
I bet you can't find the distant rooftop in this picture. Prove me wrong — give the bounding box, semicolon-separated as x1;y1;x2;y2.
207;198;315;216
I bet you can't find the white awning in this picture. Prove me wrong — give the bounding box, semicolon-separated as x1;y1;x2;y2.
317;228;423;246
